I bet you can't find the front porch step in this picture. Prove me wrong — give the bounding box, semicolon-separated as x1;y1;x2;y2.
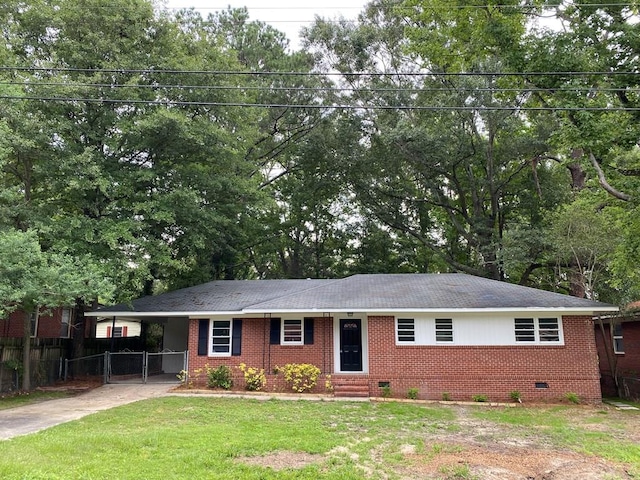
332;376;370;398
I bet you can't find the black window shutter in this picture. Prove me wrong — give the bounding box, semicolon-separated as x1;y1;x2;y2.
304;317;314;345
269;318;281;345
197;319;209;356
231;319;242;356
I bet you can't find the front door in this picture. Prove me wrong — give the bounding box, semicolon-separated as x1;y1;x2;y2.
340;318;363;371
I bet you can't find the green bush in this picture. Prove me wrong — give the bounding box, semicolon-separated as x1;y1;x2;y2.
407;387;419;400
239;363;266;391
472;394;488;402
563;392;580;404
206;365;233;390
281;363;321;393
441;392;451;401
509;390;522;402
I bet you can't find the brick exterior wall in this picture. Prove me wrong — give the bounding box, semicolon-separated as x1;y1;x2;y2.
595;320;640;397
0;308;69;339
187;317;334;393
368;315;601;403
187;314;602;402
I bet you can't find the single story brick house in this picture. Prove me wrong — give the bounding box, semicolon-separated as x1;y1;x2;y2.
86;273;616;402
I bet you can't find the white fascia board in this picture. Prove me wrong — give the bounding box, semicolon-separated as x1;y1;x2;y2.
85;305;617;318
241;306;618;315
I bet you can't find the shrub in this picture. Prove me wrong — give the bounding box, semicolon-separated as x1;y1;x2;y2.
281;363;321;393
206;365;233;390
381;385;392;398
176;369;188;384
564;392;580;404
472;394;488;402
238;363;266;391
325;375;333;393
407;387;419;400
509;390;522;403
177;368;203;388
441;392;451;401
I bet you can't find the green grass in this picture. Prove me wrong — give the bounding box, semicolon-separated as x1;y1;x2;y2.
0;398;637;479
0;398;453;479
0;391;71;410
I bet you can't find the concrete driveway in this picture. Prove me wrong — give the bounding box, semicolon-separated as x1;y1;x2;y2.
0;383;173;440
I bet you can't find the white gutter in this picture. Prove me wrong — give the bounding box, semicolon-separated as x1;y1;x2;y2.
85;305;617;318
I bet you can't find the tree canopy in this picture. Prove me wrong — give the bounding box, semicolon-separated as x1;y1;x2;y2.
0;0;638;311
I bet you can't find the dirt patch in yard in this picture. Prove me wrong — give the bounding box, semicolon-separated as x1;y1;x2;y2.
404;443;632;479
235;444;632;479
235;451;324;470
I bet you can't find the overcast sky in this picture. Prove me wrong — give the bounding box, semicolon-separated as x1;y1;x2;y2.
165;1;370;50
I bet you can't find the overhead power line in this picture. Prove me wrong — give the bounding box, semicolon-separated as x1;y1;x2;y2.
1;80;636;95
1;66;638;77
1;94;637;111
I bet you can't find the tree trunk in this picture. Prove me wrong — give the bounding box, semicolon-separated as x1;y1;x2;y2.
569;269;586;298
22;310;31;391
72;298;88;359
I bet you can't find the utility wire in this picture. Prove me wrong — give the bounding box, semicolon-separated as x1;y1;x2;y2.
90;3;640;10
1;80;636;95
1;66;638;76
1;94;636;111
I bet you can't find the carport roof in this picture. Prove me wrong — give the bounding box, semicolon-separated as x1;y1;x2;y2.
85;273;617;317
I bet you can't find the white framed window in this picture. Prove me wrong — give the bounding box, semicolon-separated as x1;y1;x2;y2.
60;308;72;338
613;323;624;354
210;320;232;356
396;318;416;343
435;318;453;342
282;319;303;344
514;317;561;343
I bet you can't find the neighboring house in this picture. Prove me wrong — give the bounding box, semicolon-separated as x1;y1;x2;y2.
95;318;142;338
594;304;640;400
0;307;74;339
85;273;616;402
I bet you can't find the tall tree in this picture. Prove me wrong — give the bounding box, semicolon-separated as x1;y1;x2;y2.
0;229;111;390
305;1;561;280
1;0;267;299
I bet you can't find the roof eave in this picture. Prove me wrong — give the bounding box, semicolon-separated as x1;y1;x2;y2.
85;305;617;317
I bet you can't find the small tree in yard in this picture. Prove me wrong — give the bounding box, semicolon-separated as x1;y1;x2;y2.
0;229;112;390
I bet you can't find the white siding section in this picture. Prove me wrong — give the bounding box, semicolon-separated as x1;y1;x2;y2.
95;319;142;338
395;313;565;346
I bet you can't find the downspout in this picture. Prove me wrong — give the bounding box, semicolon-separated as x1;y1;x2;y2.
262;316;267;370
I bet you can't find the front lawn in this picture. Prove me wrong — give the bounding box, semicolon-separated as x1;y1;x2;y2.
0;397;638;479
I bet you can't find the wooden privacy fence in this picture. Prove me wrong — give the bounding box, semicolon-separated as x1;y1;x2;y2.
0;344;64;392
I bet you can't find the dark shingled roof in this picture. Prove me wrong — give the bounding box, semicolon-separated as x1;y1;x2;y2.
89;274;616;316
